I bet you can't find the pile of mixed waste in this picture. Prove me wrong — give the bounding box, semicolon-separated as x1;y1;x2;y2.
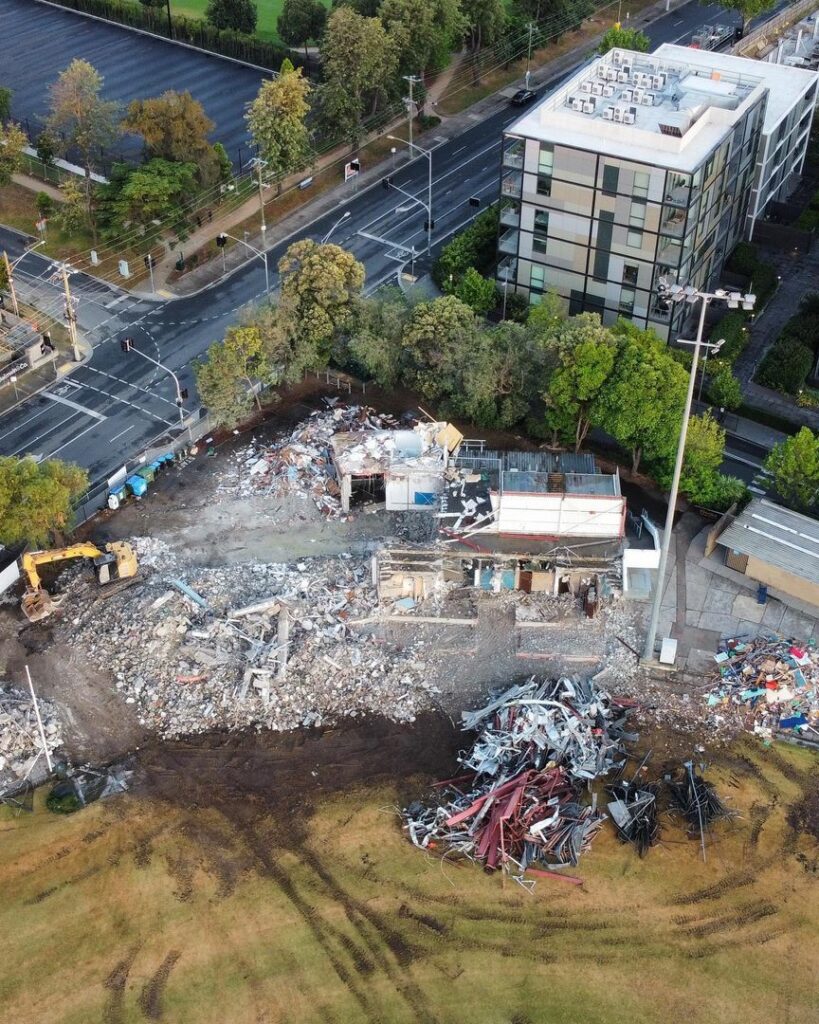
403;677;636;885
0;687;63;794
706;635;819;741
224;403;402;519
58;541;438;738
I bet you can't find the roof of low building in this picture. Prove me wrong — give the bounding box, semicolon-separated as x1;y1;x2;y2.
719;498;819;585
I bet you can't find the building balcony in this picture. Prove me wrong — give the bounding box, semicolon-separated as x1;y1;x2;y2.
663;184;692;208
497;256;518;280
660;209;686;236
498;229;520;255
502;145;524;170
501;172;522;199
500;203;521;228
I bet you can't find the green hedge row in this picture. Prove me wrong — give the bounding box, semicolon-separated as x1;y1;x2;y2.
45;0;294;71
757;311;819;394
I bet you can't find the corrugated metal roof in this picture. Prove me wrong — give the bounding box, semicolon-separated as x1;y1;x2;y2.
719;498;819;585
455;450;597;474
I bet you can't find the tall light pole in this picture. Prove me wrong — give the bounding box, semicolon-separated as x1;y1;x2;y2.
642;283;755;664
525;22;535;89
217;232;270;294
121;336;187;428
697;336;724;403
321;210;351;244
387;135;433;254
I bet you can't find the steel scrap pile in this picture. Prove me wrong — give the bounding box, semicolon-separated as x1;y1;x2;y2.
228;403;401;518
706;635;819;740
0;687;63;794
403;677;635;880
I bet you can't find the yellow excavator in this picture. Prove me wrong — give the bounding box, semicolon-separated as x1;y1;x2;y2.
21;542;139;622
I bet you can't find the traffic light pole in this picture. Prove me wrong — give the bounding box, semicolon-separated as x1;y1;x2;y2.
122;340;186;427
218;233;269;295
61;263;80;362
386;135;433;254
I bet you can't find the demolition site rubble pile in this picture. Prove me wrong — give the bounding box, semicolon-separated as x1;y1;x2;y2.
220;404;402;519
58;545;437;738
0;687;63;793
706;634;819;741
403;677;636;886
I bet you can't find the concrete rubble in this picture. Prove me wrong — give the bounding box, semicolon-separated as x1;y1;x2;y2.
403;677;635;885
58;538;438;738
220;403;402;519
0;687;63;792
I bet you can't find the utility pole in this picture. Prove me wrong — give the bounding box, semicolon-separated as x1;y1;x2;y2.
253;158;268;236
526;23;535;89
403;74;421;153
25;664;53;774
165;0;173;36
2;250;20;317
60;264;80;362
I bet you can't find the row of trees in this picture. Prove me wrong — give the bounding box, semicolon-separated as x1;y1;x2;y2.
194;239;746;512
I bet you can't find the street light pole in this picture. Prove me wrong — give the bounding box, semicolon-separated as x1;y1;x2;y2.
220;233;269;294
642;284;755;663
386;135;433;254
252;158;268;236
697;336;724;403
526;22;535;89
321;210;351;244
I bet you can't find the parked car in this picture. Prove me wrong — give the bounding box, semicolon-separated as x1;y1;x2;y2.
510;89;537;107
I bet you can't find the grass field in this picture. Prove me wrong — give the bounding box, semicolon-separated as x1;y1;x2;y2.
169;0;332;44
1;732;817;1024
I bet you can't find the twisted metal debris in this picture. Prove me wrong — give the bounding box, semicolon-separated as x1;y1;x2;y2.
403;677;635;882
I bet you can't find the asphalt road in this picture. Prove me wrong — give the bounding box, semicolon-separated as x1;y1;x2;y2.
0;0;787;489
0;0;267;168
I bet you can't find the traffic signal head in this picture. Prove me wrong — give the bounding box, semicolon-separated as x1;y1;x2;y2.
350;160;360;172
382;177;392;191
216;234;227;247
120;337;133;353
180;387;189;401
144;253;154;269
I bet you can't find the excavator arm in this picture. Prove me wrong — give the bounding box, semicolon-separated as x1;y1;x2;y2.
22;544;106;591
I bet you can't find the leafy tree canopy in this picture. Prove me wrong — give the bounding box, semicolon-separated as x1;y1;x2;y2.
765;427;819;512
205;0;258;34
0;457;88;547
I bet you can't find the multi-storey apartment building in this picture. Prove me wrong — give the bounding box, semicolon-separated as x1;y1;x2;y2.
499;45;817;339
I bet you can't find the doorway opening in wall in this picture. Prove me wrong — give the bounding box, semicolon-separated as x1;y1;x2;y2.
350;474;386;508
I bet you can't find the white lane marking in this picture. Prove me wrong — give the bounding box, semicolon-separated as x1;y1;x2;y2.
110;425;134;442
73;381;175;427
44;391;107;421
7;411;84;457
83;365;180;408
42;422;101;461
0;403;55;443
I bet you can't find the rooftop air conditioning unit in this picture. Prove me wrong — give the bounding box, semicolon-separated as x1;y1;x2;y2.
622;64;632;75
613;51;623;65
633;88;644;102
572;97;584;110
623;111;636;124
606;67;618;81
641;92;654;105
653;74;666;88
597;63;606;77
614;107;625;122
603;83;615;97
581;80;592;93
603;105;615;120
622;88;633;101
592;82;604;95
617;70;628;83
583;98;596;113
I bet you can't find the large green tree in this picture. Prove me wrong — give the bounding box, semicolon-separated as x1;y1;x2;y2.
194;325;275;426
598;25;649;54
457;321;537;428
100;159;198;235
0;457;88;547
123;90;219;185
543;314;616;450
347;288;411;388
318;7;397;142
276;239;366;375
46;60;121;201
246;60;311;193
454;266;497;315
205;0;258;33
401;295;479;400
461;0;506;50
380;0;466;77
595;337;688;473
765;427;819;512
709;0;774;34
0;121;27;187
277;0;327;61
